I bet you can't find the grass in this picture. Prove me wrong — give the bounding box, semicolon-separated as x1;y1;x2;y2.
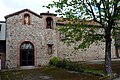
77;60;120;79
79;61;120;75
0;66;107;80
0;60;119;80
49;57;106;77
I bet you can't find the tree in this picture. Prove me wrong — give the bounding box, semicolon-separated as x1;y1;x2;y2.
45;0;120;76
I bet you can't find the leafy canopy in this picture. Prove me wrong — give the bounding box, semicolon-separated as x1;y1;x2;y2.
45;0;120;49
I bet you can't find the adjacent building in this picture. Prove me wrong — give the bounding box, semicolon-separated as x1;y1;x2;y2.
0;21;6;69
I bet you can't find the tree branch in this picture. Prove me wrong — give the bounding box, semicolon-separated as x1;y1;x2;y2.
85;0;105;28
113;0;119;18
86;0;96;20
111;0;119;29
101;0;107;22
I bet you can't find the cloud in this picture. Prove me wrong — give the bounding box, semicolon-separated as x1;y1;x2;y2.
0;0;18;21
2;0;21;9
0;0;58;21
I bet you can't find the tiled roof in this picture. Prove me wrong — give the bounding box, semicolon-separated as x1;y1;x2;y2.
40;11;57;16
56;17;102;27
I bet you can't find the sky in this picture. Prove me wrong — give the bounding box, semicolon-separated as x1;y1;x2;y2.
0;0;57;21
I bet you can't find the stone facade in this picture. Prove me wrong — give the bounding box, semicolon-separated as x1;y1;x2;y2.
5;9;58;68
58;41;116;61
5;9;117;69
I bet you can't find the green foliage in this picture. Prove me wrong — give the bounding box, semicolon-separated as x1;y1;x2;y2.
46;0;120;75
44;0;120;50
50;57;82;71
49;57;105;77
58;23;104;49
49;57;60;66
112;27;120;47
45;0;120;22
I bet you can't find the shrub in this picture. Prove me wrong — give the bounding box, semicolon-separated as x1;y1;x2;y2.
60;58;68;68
49;57;83;71
49;57;105;77
49;57;60;66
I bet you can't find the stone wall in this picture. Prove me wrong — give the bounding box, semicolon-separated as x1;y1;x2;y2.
6;11;58;68
58;41;116;62
57;27;116;61
6;10;117;69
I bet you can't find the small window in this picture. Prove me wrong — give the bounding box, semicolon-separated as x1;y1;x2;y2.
0;24;1;31
46;17;53;29
60;32;66;41
0;54;1;59
24;14;30;25
47;44;53;54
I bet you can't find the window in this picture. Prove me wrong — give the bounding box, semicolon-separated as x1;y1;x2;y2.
21;42;33;49
46;17;53;29
0;54;1;59
0;24;1;31
0;41;6;53
60;32;66;41
47;44;53;54
24;14;30;25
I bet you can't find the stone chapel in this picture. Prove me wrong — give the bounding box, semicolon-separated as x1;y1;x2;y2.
0;9;118;69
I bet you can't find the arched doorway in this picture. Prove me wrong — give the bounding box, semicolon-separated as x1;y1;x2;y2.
20;42;34;66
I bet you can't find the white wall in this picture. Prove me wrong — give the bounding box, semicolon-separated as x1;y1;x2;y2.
0;21;6;40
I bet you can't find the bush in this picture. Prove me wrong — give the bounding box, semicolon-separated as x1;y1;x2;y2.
49;57;83;71
60;58;68;68
49;57;60;66
49;57;105;77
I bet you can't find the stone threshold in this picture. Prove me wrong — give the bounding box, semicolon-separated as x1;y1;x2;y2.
20;66;38;69
0;66;40;72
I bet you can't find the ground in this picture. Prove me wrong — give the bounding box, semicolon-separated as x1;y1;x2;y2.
0;60;120;80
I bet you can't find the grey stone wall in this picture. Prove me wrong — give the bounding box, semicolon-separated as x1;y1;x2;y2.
57;25;116;61
57;41;116;62
6;11;58;68
6;10;117;69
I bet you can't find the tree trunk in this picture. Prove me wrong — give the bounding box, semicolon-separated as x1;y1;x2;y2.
104;28;112;75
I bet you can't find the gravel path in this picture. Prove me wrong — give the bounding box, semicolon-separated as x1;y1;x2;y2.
113;78;120;80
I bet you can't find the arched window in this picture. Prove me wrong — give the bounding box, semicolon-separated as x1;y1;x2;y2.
24;14;30;25
46;17;53;29
20;42;34;49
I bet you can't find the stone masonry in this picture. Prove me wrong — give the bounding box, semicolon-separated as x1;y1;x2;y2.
5;9;116;69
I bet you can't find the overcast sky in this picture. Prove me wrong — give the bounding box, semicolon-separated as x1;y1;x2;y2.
0;0;57;21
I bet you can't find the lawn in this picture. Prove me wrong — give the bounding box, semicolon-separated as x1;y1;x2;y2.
0;60;120;80
80;60;120;75
0;67;107;80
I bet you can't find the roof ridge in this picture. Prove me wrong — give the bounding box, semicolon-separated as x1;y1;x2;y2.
5;9;42;19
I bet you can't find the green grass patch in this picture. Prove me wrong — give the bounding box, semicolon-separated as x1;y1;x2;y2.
0;66;108;80
49;57;106;77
